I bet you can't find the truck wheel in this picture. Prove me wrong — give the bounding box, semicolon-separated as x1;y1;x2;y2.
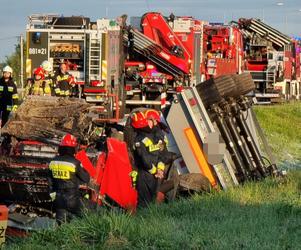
178;173;212;193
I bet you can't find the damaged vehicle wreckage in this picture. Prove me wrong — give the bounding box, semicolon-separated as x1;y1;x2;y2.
0;12;287;237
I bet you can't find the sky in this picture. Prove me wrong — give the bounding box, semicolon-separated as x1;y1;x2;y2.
0;0;300;61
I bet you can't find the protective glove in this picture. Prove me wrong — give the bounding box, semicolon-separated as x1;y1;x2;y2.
50;192;56;201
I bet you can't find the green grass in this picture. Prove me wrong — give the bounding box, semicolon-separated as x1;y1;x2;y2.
6;102;301;250
254;102;301;162
6;172;301;250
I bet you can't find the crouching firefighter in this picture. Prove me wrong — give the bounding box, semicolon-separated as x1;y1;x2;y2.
131;111;176;207
49;133;90;225
144;109;177;166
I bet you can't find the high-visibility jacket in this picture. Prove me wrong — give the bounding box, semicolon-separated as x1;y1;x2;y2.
49;154;90;191
25;78;52;97
44;73;55;96
0;77;18;113
133;130;169;175
151;125;175;165
54;72;72;97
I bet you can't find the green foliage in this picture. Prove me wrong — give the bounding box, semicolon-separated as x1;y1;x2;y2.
1;40;26;87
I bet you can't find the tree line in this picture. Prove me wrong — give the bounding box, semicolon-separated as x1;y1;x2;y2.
1;41;26;88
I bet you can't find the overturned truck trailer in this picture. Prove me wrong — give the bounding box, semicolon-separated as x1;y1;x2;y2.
166;72;280;189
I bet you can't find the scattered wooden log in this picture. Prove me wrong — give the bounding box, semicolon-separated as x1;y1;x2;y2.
2;96;94;143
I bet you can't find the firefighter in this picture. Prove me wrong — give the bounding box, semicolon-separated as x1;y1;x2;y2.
41;60;55;96
131;111;166;207
25;67;49;96
0;65;19;127
144;109;176;166
49;133;90;225
54;63;74;97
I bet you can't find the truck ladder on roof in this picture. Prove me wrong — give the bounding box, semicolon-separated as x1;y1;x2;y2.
167;87;239;189
240;18;291;47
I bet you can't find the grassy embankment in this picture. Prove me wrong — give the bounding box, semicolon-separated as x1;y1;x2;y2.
7;102;301;250
254;102;301;168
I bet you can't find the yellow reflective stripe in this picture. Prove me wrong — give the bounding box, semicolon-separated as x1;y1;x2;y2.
44;88;51;94
142;137;161;152
57;75;69;81
6;105;12;111
45;79;53;84
12;105;18;112
33;86;41;91
0;86;3;91
12;94;19;99
55;88;60;93
49;161;76;172
164;135;168;146
8;86;14;92
157;162;165;171
148;165;157;174
142;137;152;147
49;161;76;180
130;170;138;183
149;144;161;152
60;90;70;96
51;170;70;179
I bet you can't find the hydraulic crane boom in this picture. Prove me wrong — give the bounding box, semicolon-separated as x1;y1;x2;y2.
141;12;192;75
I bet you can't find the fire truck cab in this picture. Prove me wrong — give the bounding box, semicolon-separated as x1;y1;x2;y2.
26;14;125;121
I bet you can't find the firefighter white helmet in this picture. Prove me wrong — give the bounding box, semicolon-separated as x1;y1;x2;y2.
3;65;13;74
41;60;53;72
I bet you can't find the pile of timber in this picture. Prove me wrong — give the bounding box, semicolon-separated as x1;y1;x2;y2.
2;96;93;144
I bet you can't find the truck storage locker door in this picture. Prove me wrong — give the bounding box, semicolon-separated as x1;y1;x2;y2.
27;32;49;71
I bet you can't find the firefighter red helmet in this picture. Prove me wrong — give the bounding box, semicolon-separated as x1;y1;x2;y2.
60;133;78;147
145;109;161;122
34;67;45;79
131;111;148;129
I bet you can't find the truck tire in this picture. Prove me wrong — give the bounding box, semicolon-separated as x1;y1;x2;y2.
178;173;212;193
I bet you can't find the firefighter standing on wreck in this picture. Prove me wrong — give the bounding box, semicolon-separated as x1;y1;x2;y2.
49;133;90;225
0;65;19;127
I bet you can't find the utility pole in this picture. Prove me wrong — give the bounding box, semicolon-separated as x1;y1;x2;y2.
20;34;24;90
